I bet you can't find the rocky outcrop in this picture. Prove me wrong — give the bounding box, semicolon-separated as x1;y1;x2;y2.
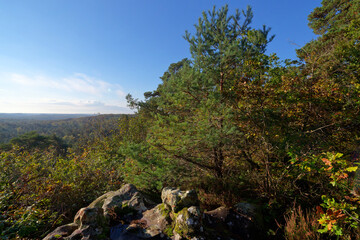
173;206;202;239
73;207;107;228
43;223;78;240
89;183;152;221
44;184;262;240
141;204;171;237
43;184;149;240
44;207;109;240
161;188;198;213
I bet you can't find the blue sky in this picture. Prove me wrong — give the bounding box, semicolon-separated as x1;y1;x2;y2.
0;0;321;114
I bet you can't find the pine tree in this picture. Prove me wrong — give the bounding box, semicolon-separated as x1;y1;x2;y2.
144;5;275;182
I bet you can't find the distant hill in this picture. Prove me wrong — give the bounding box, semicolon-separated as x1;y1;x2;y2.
0;114;128;144
0;113;93;121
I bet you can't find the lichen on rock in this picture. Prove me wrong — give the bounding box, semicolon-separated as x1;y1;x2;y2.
161;187;199;213
43;184;262;240
43;223;78;240
173;206;201;238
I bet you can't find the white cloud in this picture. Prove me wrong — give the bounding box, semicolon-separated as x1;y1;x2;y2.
116;89;125;97
9;73;125;96
0;72;131;114
0;98;133;114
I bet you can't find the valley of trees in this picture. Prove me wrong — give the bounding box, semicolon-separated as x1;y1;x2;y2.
1;1;359;239
0;114;123;146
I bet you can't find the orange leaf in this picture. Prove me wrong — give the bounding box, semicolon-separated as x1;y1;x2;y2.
322;158;332;166
326;166;333;171
337;173;348;180
327;222;333;231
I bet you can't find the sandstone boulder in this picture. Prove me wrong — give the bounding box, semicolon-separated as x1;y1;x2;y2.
74;207;107;229
161;188;198;213
173;206;202;239
43;184;151;240
43;185;266;240
43;223;78;240
89;184;150;221
67;225;109;240
141;203;172;237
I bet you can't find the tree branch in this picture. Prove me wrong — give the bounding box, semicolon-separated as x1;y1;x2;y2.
304;123;336;134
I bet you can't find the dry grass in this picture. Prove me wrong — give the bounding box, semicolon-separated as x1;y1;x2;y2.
284;205;321;240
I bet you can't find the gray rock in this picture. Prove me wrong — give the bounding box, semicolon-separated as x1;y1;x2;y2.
44;185;204;240
43;184;145;240
44;208;108;240
161;188;198;212
173;206;201;238
142;204;171;237
66;225;107;240
204;206;230;222
98;184;148;219
88;191;114;209
43;223;78;240
74;207;107;229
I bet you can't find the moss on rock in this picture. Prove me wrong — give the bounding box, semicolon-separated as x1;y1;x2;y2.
158;203;171;218
173;207;201;238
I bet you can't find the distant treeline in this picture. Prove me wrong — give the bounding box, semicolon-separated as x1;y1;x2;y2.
0;114;127;145
0;113;92;121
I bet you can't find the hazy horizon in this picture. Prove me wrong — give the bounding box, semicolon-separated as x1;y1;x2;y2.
0;112;132;121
